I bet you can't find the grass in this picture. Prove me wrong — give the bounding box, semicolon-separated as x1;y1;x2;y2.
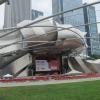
0;80;100;100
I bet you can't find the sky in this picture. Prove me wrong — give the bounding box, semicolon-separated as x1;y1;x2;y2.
32;0;52;16
0;0;100;30
0;3;5;28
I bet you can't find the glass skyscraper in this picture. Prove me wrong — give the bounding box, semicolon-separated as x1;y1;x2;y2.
52;0;100;55
31;9;43;20
83;4;100;55
52;0;85;32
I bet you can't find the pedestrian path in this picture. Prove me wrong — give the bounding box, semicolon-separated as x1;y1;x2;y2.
1;74;100;87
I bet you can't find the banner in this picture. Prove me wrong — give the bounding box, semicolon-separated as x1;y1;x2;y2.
36;60;51;71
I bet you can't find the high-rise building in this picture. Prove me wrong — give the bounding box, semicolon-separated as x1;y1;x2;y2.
4;0;31;28
52;0;64;24
52;0;85;32
52;0;100;55
31;9;43;20
83;4;100;55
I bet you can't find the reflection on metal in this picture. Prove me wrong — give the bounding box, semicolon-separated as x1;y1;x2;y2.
86;59;100;73
17;18;86;54
0;17;86;69
0;50;28;69
0;1;99;75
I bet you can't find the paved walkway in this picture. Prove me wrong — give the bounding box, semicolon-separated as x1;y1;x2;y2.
0;77;100;87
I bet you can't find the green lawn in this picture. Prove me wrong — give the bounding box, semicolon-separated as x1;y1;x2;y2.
0;81;100;100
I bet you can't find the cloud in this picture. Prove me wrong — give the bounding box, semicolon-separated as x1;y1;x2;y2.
32;0;52;16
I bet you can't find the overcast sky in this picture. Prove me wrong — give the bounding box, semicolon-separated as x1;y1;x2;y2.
0;4;5;28
32;0;52;16
0;0;100;30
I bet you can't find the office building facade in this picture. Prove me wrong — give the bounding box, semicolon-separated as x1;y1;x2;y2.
52;0;64;24
83;5;100;55
31;9;43;20
52;0;85;32
4;0;31;28
52;0;100;55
